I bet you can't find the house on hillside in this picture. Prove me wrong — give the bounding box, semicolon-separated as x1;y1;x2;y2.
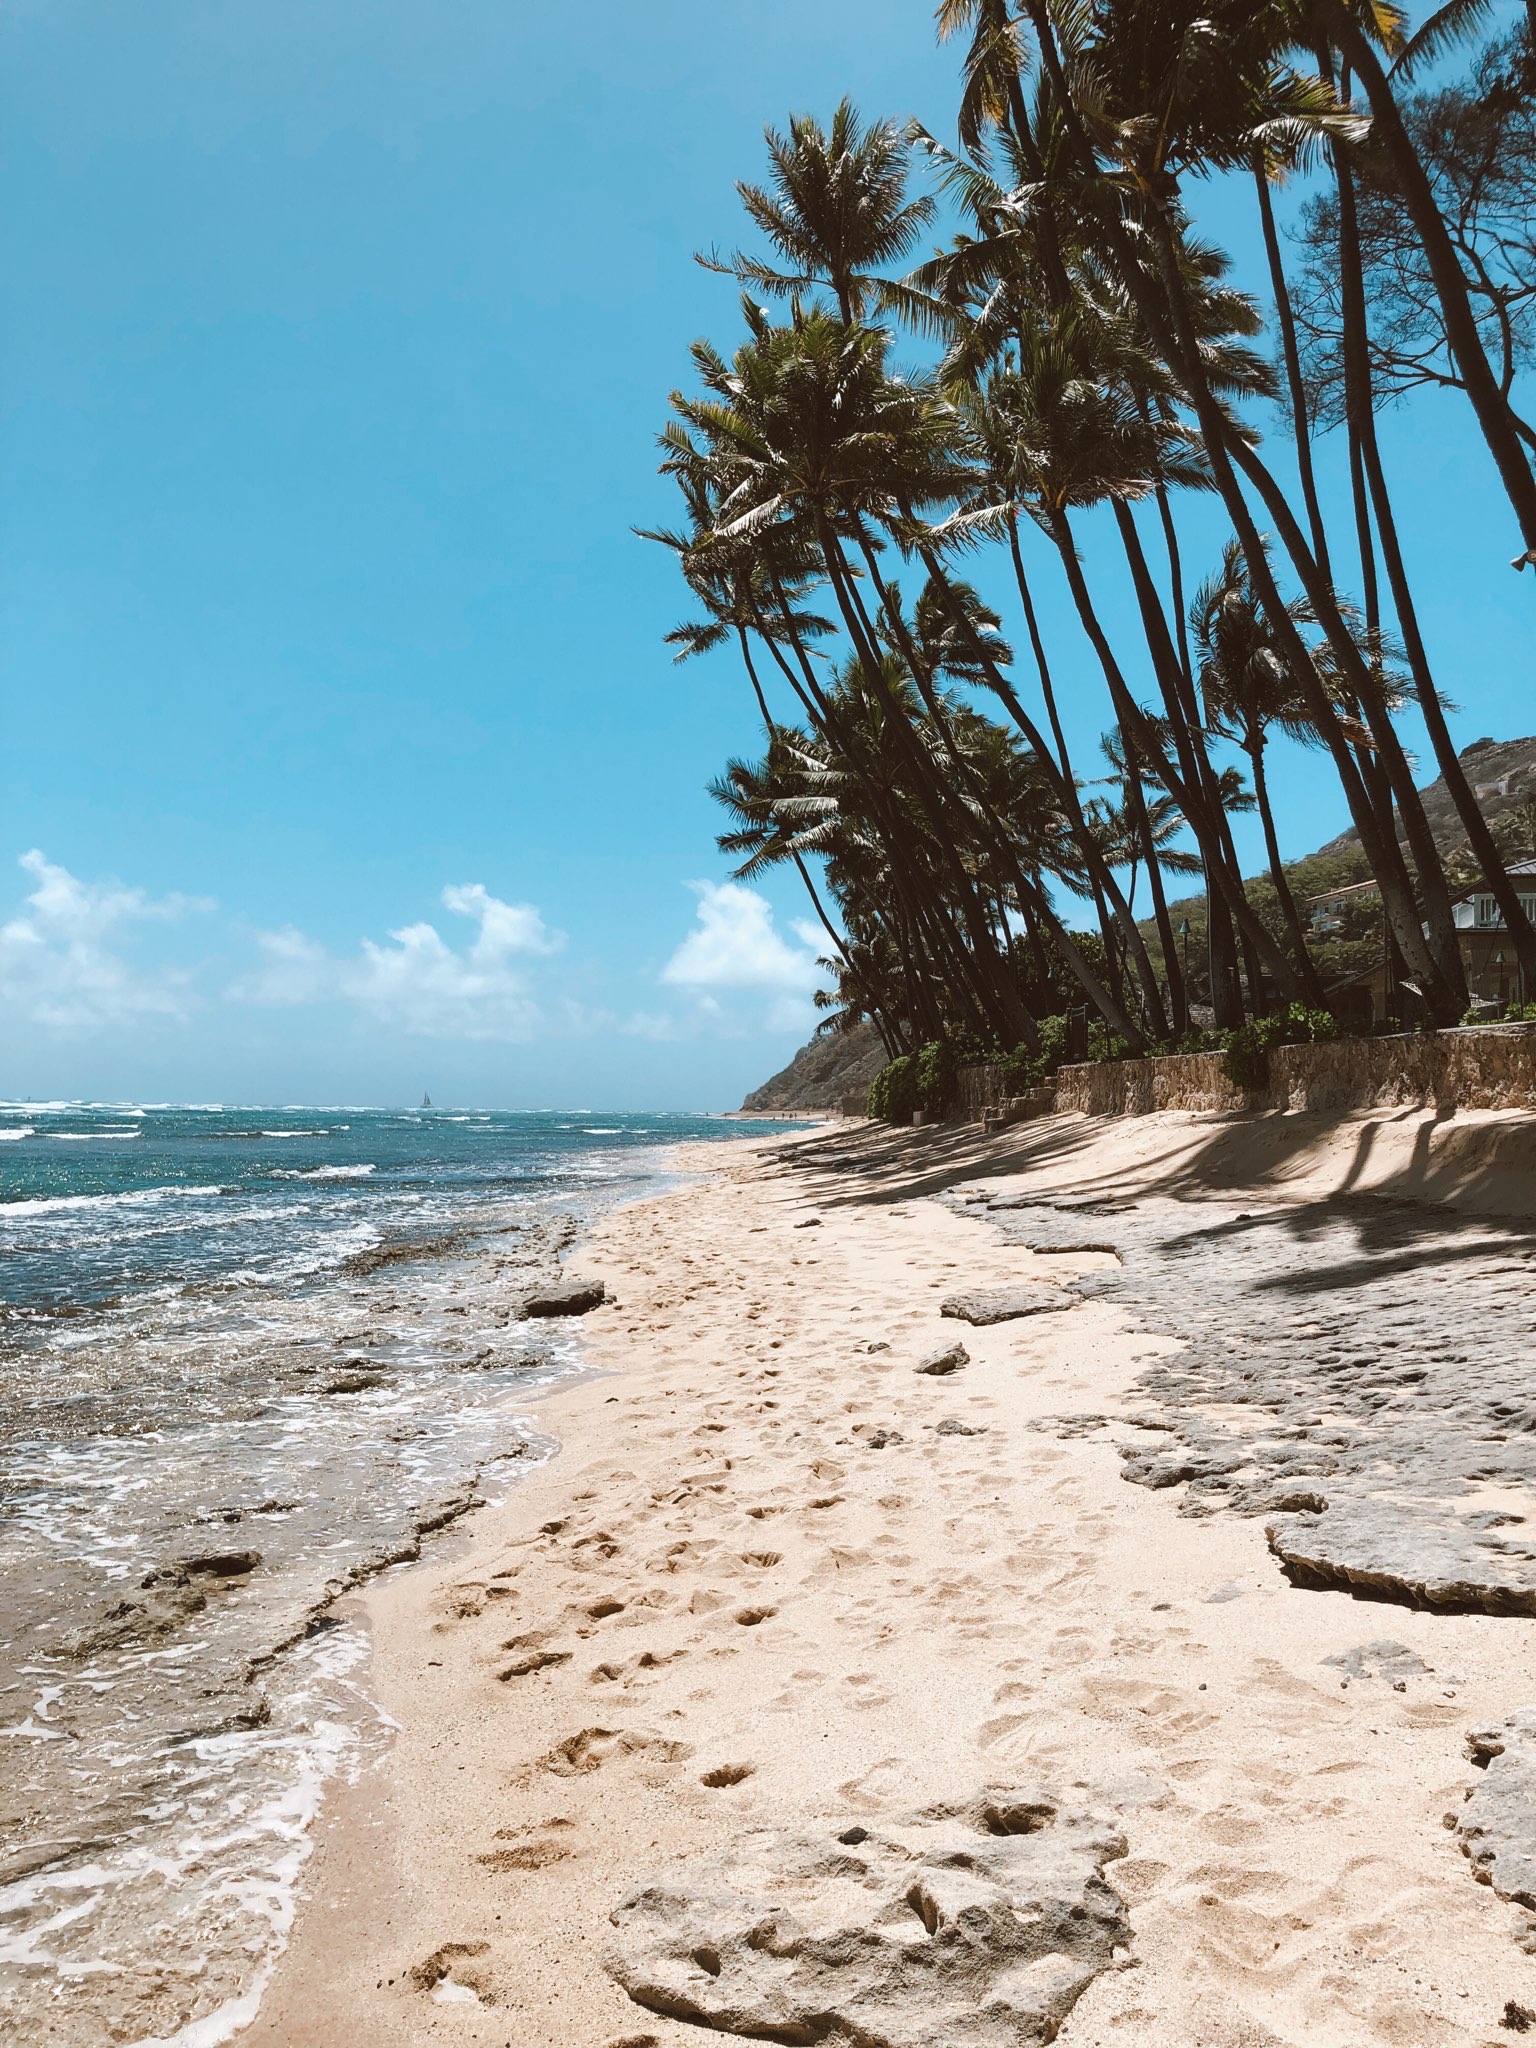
1307;877;1382;934
1314;857;1536;1022
1452;857;1536;1008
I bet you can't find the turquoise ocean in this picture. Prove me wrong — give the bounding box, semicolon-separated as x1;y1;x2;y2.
0;1101;795;2046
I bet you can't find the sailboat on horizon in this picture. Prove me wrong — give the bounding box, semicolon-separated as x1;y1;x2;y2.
420;1091;432;1109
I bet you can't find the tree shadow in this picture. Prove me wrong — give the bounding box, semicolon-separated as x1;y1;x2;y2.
766;1110;1536;1285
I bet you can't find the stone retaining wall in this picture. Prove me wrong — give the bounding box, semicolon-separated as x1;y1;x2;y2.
1055;1024;1536;1118
955;1063;1013;1121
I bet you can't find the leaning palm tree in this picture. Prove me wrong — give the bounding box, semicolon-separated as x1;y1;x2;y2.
1014;0;1466;1019
1192;543;1331;1000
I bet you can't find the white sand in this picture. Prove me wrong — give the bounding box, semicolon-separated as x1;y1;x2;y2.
244;1108;1536;2048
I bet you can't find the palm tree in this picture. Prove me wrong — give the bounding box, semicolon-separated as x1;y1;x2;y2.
652;13;1527;1060
1014;0;1466;1018
1320;0;1536;560
699;100;935;324
1192;543;1331;999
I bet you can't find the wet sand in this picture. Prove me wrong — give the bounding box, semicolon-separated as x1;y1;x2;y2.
245;1106;1536;2048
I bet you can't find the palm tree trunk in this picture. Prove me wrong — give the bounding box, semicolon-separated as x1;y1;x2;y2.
1108;719;1184;1037
1333;151;1469;1004
1103;503;1314;1012
1021;1;1463;1018
1253;158;1332;578
829;535;1046;1051
908;535;1161;1041
1326;3;1536;559
1005;513;1150;999
736;627;860;974
815;526;1039;1046
852;535;1084;1052
1328;149;1536;983
755;582;1003;1044
894;513;1156;1034
1248;734;1318;981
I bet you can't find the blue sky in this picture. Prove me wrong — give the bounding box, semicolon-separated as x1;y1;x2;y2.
2;0;1531;1106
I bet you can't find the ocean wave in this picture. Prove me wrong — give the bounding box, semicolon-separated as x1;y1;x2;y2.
1;1184;228;1217
270;1165;376;1182
46;1130;144;1141
0;1127;34;1141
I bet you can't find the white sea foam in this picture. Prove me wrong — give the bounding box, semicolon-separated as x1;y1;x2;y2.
0;1126;35;1140
270;1164;376;1181
46;1131;143;1141
2;1185;226;1218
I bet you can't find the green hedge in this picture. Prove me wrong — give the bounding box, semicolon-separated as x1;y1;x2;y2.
1219;1003;1339;1091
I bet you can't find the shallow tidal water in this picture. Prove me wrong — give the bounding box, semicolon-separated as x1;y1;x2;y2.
0;1103;791;2046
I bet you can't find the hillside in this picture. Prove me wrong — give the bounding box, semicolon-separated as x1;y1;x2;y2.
1155;733;1536;991
740;1020;885;1113
1316;734;1536;864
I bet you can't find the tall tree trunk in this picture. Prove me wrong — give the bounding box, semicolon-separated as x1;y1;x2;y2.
817;527;1039;1046
1333;150;1469;1004
736;628;860;978
1248;734;1321;983
1004;514;1140;992
908;536;1161;1042
1023;0;1464;1019
1105;503;1316;1012
1253;159;1332;578
755;584;1003;1044
1327;3;1536;561
1329;149;1536;982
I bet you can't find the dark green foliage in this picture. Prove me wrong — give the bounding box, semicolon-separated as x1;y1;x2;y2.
1086;1020;1131;1064
912;1039;957;1115
1220;1002;1339;1090
867;1055;918;1122
1221;1018;1288;1090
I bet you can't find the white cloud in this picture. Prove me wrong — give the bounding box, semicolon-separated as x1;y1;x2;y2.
0;850;211;1032
236;883;563;1040
661;881;828;1033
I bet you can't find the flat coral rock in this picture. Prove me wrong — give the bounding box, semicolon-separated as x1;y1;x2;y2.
606;1786;1128;2046
939;1288;1074;1327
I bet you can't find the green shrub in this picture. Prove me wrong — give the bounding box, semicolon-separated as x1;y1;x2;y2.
999;1014;1070;1093
912;1039;957;1117
1281;1002;1339;1044
1086;1021;1130;1064
1219;1002;1339;1090
1220;1017;1287;1091
867;1055;919;1123
1000;1044;1043;1093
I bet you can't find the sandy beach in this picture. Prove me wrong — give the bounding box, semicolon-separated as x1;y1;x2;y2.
245;1106;1536;2048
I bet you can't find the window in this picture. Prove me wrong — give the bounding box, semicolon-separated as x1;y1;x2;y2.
1477;895;1501;927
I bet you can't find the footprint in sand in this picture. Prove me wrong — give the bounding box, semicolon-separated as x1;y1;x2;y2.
540;1726;693;1775
408;1942;490;2001
700;1762;756;1787
477;1818;576;1871
495;1637;571;1681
